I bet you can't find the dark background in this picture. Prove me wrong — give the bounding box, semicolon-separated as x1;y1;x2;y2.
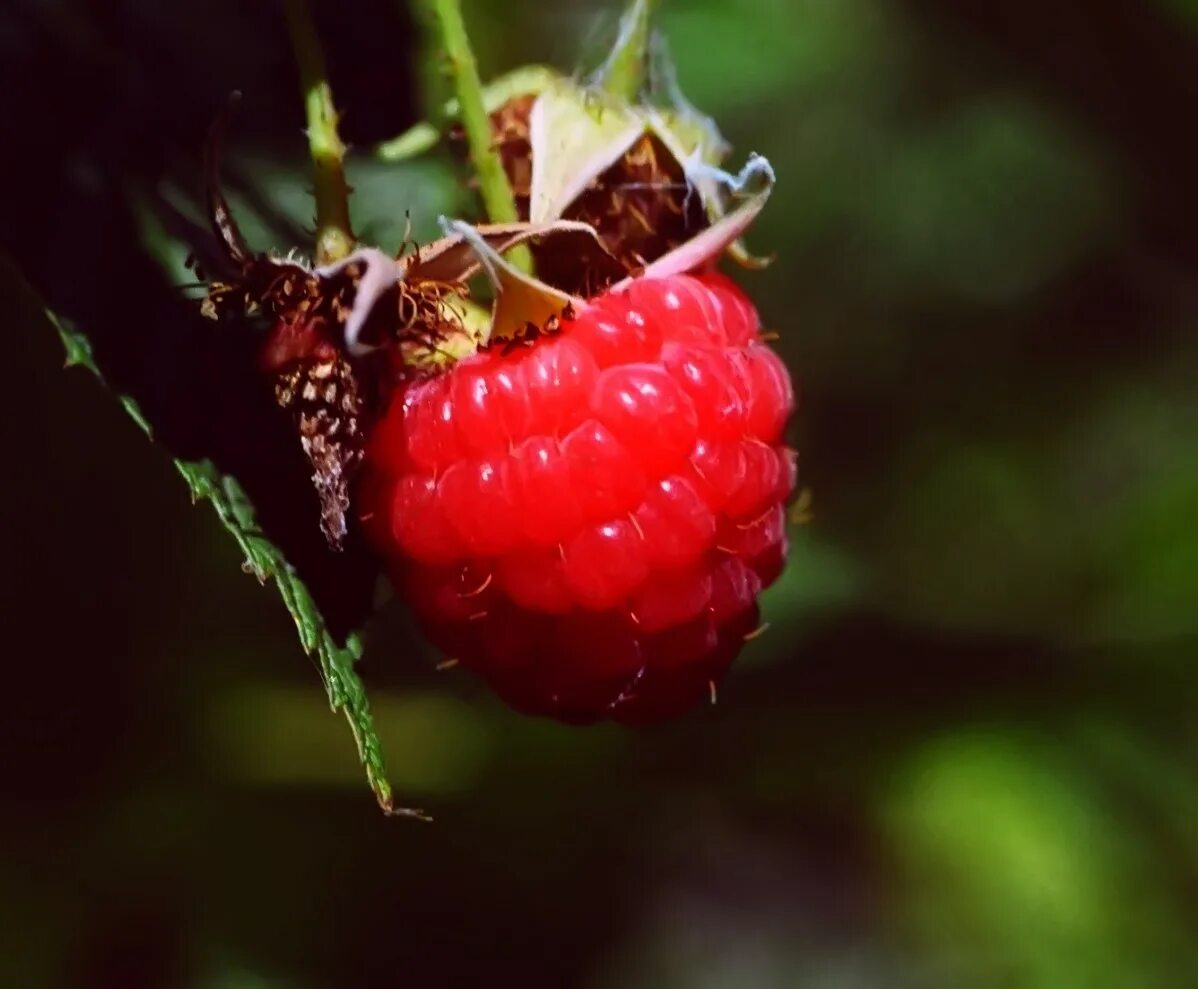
3;1;1197;986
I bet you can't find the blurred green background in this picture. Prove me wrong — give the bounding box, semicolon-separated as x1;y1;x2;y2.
3;0;1198;986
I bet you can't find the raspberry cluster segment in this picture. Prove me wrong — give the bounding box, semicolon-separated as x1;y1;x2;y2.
360;272;796;724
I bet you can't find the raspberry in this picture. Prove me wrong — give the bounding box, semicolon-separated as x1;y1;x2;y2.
358;271;796;725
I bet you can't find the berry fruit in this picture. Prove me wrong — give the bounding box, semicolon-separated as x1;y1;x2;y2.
358;271;796;725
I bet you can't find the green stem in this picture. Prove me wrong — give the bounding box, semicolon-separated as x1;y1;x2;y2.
596;0;661;100
377;64;556;163
427;0;532;273
283;0;355;264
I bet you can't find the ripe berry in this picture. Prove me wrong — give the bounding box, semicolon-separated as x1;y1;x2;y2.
358;271;796;725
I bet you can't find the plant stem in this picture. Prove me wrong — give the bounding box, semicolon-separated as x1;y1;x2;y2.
427;0;532;273
377;64;556;162
597;0;661;100
283;0;355;264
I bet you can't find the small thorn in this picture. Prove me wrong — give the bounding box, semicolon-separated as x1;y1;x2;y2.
708;680;718;705
467;611;489;622
461;572;493;597
627;511;646;541
436;657;460;671
628;610;641;626
743;622;771;642
239;559;268;584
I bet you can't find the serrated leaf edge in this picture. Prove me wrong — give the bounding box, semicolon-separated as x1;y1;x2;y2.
44;297;420;817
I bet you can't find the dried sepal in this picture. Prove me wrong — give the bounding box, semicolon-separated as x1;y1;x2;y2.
527;82;645;224
322;219;614;358
395;76;766;280
618;153;776;286
378;9;767;276
439;218;583;345
405;219;614;284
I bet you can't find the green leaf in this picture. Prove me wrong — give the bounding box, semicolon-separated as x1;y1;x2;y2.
4;254;421;819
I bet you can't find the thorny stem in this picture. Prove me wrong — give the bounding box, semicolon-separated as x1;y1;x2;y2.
596;0;661;100
427;0;533;274
283;0;356;264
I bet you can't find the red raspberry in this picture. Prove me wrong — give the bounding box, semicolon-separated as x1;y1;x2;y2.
358;272;796;725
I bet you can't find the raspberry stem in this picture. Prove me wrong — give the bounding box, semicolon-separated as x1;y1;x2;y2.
596;0;662;100
376;64;557;163
427;0;533;274
426;0;508;216
282;0;356;265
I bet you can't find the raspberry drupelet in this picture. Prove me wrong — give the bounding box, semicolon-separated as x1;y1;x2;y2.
358;271;796;725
